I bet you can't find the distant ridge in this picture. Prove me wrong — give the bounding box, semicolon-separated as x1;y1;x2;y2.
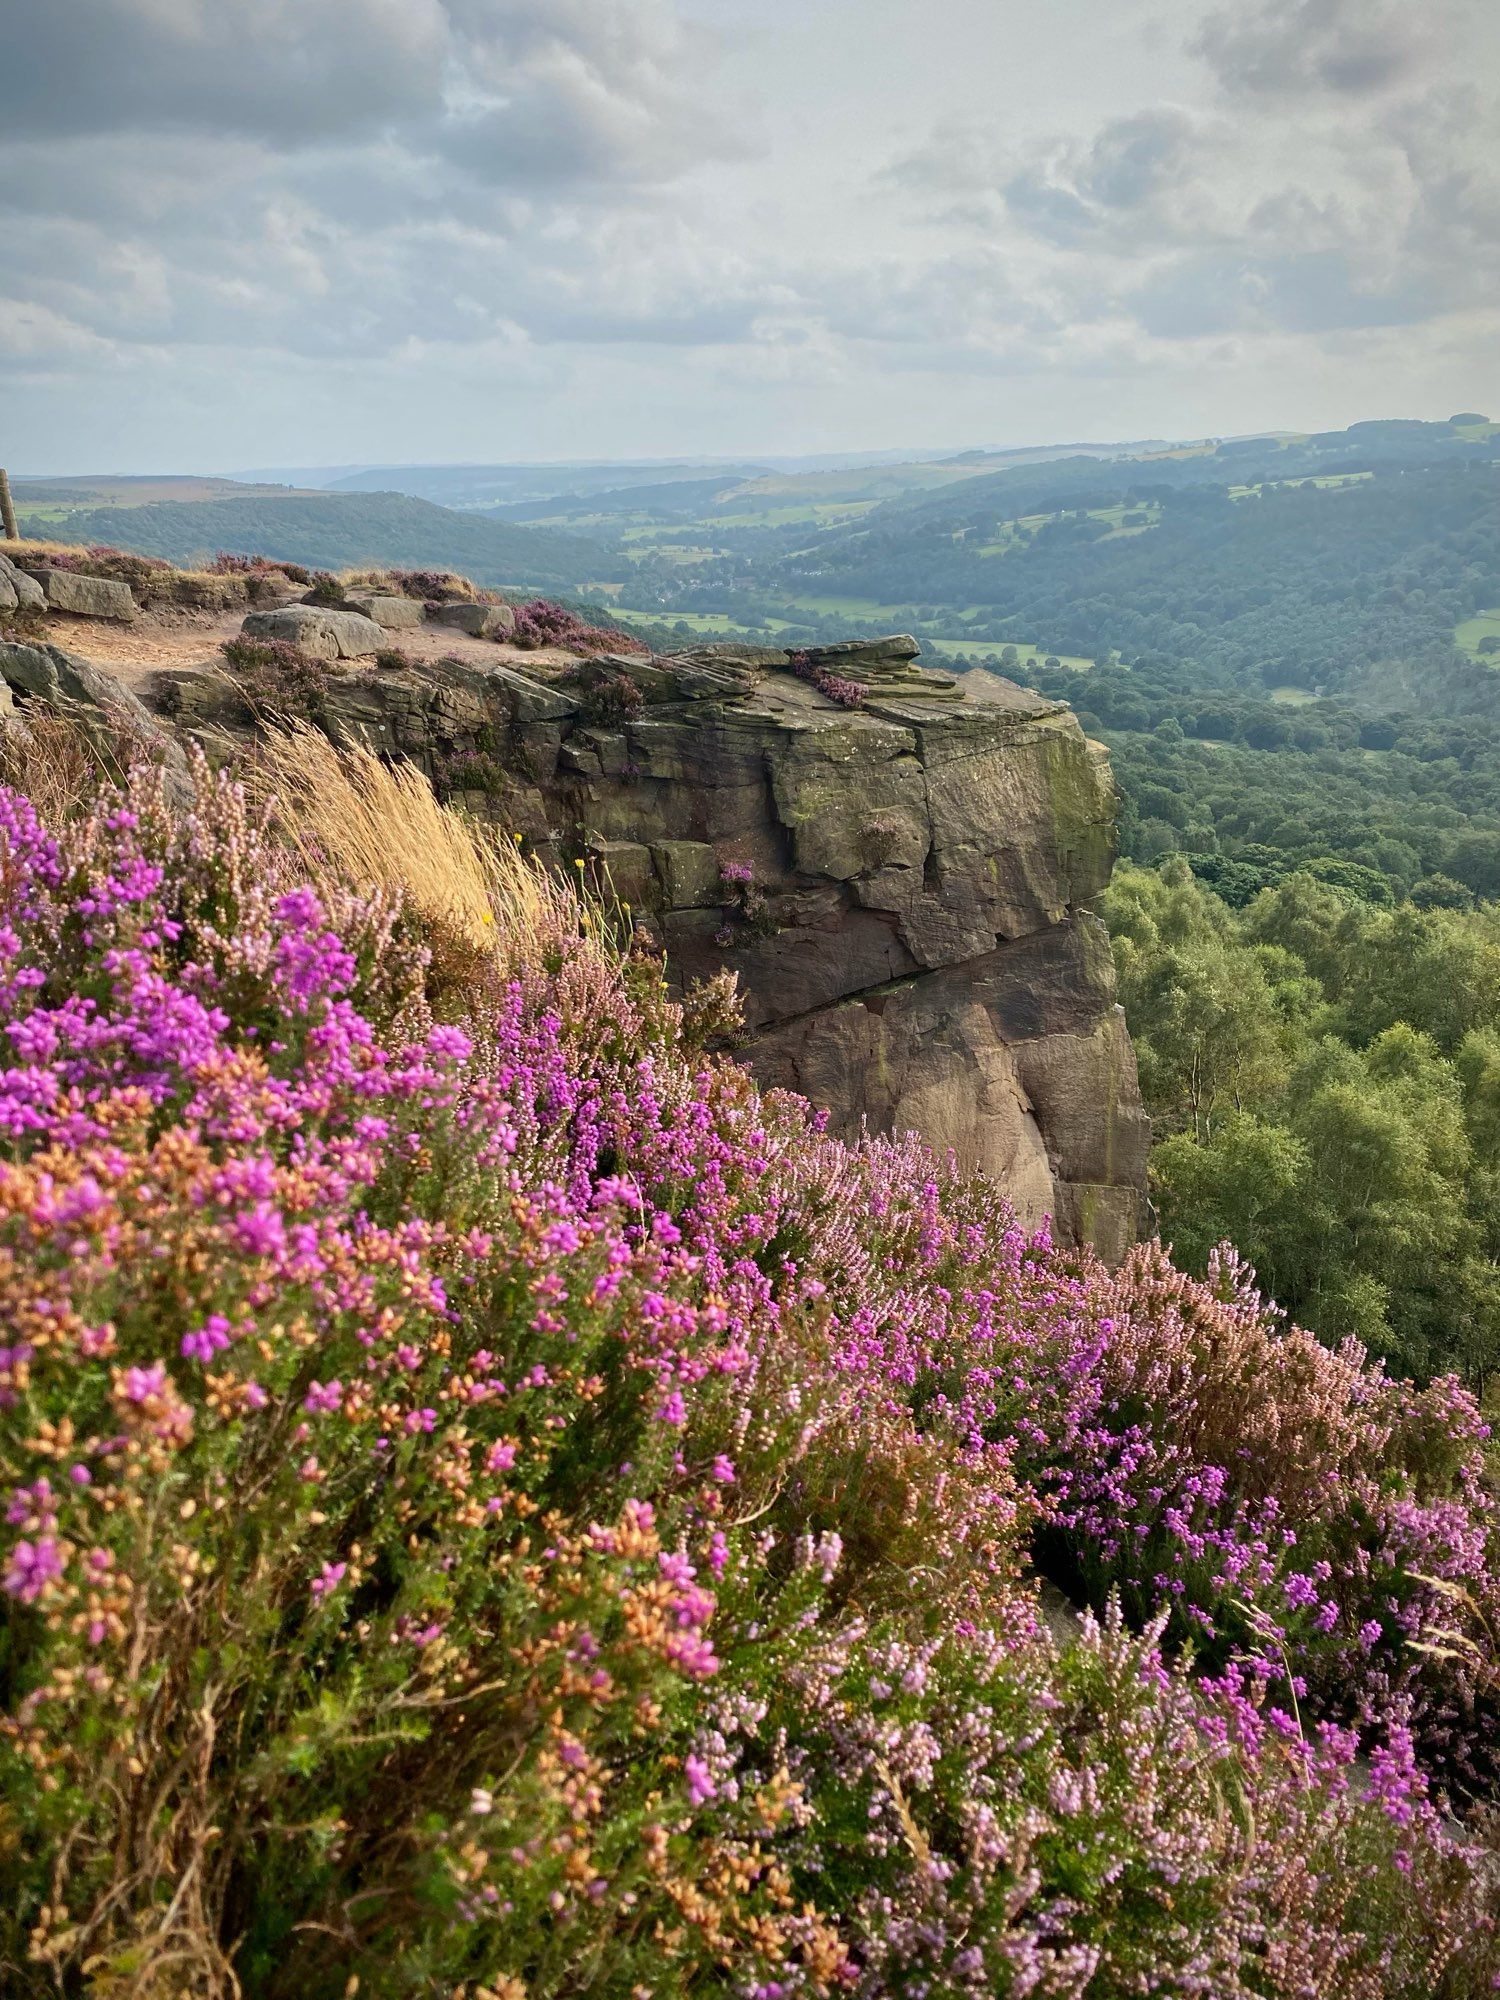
19;490;612;590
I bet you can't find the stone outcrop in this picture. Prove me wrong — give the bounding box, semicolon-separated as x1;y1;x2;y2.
240;605;388;659
0;597;1148;1255
343;593;426;631
0;641;190;800
305;636;1150;1255
429;601;518;640
0;552;46;614
29;569;137;621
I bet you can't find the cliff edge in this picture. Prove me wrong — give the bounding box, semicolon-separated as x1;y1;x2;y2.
0;570;1148;1255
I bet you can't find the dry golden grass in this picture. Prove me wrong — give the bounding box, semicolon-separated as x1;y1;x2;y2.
1;535;89;562
0;706;126;821
245;725;587;970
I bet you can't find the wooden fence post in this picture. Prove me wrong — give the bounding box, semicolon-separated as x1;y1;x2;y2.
0;470;18;542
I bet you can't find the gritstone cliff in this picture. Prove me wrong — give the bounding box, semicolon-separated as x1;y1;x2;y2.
0;590;1148;1257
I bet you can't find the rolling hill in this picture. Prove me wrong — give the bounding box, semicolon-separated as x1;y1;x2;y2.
16;489;615;590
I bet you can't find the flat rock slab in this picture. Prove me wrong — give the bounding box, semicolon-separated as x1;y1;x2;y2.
800;634;921;669
240;605;388;660
343;593;425;631
33;569;137;621
430;602;517;640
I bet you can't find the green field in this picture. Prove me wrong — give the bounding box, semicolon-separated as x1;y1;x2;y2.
1268;685;1320;706
928;639;1101;668
1456;608;1500;662
1230;471;1373;501
973;500;1161;556
615;607;803;636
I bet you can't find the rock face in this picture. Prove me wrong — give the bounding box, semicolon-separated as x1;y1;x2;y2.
0;613;1148;1255
307;636;1150;1255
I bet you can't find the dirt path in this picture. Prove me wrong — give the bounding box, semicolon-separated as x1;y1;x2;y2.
34;608;586;690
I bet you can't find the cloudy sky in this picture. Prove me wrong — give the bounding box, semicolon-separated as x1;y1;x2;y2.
3;0;1497;473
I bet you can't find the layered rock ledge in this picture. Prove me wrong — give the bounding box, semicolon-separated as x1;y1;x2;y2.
309;634;1149;1256
0;621;1149;1255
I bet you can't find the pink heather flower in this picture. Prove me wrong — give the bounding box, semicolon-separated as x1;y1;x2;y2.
122;1361;168;1405
486;1441;518;1474
181;1315;233;1364
425;1024;472;1065
303;1380;343;1415
711;1454;736;1485
310;1561;347;1602
404;1407;437;1435
5;1535;65;1603
684;1754;716;1807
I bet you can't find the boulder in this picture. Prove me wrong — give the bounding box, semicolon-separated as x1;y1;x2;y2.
430;601;517;640
0;552;45;613
239;605;388;660
344;592;425;631
32;569;137;621
503;659;1147;1256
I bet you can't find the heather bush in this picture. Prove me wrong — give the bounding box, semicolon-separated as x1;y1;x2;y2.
578;669;646;724
212;552;311;584
511;597;646;654
1;751;1498;1996
384;566;476;602
219;634;332;725
301;568;345;606
787;648;866;708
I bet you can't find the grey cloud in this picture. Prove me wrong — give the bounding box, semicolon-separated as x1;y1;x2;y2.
1191;0;1455;100
1129;248;1435;341
2;0;451;142
1002;110;1197;245
0;0;759;369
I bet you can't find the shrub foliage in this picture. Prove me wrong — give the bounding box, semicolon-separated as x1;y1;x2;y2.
0;752;1497;1996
